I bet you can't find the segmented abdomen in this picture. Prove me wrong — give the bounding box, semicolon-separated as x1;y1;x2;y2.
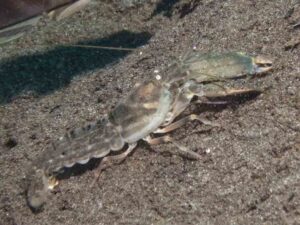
34;117;124;176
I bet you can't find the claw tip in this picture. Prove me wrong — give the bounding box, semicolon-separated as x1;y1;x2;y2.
253;55;272;74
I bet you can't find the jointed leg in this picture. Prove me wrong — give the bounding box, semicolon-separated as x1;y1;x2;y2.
144;135;201;160
147;81;256;160
189;81;260;99
91;143;137;186
154;114;219;134
165;81;253;125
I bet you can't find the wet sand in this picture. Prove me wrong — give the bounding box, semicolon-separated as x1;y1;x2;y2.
0;1;299;224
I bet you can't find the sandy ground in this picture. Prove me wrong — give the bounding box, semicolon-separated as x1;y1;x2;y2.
0;0;299;224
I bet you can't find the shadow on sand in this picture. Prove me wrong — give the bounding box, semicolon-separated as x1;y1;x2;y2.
0;30;152;104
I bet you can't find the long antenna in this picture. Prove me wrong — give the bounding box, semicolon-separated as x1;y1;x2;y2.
60;44;135;51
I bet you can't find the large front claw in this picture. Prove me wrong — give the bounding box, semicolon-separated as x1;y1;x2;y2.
186;52;272;82
252;55;273;74
164;52;272;84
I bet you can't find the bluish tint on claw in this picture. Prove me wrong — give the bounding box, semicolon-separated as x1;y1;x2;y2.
164;52;272;84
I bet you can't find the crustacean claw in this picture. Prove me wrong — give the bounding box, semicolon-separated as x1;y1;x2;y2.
162;52;272;124
144;135;202;160
252;55;273;74
163;52;273;84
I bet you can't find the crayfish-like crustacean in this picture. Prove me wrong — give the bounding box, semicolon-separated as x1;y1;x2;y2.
26;51;272;211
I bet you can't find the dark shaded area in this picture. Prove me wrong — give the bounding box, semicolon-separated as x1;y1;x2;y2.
4;137;18;149
150;0;180;18
207;89;262;102
0;30;152;104
178;0;201;18
56;158;100;181
150;0;200;18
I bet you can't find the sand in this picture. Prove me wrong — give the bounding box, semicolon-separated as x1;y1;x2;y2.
0;0;299;224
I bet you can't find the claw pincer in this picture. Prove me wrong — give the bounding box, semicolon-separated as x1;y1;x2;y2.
164;52;272;84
